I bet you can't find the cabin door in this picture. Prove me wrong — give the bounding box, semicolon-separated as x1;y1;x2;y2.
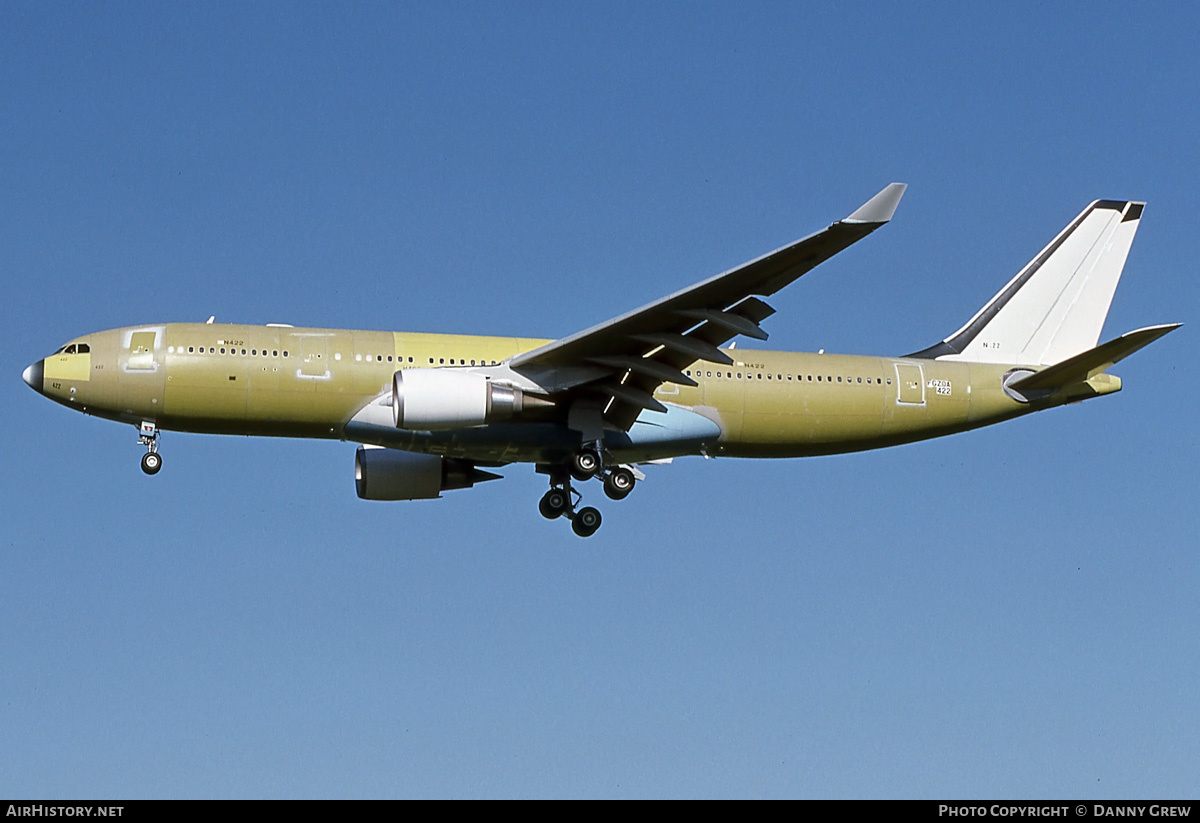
300;336;329;378
894;363;925;406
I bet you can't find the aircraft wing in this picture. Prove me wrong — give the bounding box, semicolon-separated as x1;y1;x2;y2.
508;183;906;429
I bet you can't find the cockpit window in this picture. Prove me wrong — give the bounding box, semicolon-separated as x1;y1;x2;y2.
76;343;90;353
64;344;77;354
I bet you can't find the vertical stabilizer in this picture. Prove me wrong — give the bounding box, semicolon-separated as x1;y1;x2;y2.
911;200;1143;366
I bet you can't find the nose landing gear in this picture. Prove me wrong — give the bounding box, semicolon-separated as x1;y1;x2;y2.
138;421;162;475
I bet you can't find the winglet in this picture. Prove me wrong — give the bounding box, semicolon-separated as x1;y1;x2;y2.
844;183;907;224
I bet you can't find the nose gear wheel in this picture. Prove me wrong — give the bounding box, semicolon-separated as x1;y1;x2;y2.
141;451;162;475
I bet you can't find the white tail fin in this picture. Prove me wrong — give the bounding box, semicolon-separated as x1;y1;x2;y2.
911;200;1144;366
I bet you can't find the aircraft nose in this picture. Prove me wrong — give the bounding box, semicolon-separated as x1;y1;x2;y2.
22;359;44;393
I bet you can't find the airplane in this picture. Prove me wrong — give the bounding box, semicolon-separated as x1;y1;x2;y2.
20;184;1179;537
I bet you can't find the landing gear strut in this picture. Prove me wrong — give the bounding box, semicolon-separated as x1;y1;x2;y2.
536;464;604;537
138;421;162;475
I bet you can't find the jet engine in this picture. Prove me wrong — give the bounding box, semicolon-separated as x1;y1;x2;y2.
354;446;500;500
392;369;548;430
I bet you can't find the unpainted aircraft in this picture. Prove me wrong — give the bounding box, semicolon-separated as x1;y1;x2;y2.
21;184;1178;536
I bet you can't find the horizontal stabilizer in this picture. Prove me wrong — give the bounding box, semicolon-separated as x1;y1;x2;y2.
1009;323;1180;393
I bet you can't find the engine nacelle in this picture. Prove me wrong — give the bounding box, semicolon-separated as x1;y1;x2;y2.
355;446;499;500
393;368;530;430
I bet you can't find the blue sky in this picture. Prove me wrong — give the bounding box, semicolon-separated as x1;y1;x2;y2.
3;2;1196;798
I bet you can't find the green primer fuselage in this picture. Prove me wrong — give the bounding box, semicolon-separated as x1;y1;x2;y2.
36;322;1120;464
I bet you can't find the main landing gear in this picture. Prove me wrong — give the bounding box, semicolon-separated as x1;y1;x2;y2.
539;483;603;538
138;421;162;476
538;449;637;537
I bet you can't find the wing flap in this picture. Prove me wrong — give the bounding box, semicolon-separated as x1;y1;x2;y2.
630;333;735;366
598;381;669;413
586;355;697;387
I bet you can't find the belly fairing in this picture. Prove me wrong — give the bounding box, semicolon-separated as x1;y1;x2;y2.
343;396;721;464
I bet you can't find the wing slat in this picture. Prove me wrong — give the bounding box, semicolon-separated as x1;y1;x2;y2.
586;355;697;387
